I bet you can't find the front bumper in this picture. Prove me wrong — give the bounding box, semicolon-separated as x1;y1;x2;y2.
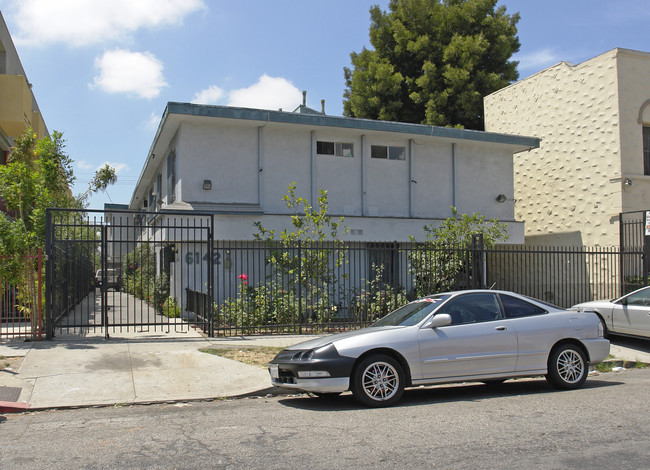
268;344;355;394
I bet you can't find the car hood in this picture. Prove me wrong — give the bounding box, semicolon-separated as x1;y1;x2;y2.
283;326;403;351
572;299;615;310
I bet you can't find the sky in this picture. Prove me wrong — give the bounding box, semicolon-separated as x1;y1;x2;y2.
1;0;649;209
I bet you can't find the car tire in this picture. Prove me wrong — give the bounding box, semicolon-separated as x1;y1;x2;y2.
545;343;588;390
351;354;405;407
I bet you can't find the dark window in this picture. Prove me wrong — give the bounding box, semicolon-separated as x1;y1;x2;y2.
167;150;176;203
500;294;547;318
317;141;353;157
371;145;387;159
643;126;650;175
436;293;502;325
371;145;405;160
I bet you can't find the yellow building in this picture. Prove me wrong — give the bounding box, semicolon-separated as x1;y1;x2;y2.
0;10;48;157
485;48;650;248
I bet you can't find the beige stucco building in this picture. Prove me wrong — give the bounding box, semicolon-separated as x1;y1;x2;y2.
484;48;650;247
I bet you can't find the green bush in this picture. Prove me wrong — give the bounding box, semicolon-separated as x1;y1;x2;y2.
161;296;180;318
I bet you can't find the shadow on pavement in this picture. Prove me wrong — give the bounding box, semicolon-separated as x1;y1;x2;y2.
277;377;624;411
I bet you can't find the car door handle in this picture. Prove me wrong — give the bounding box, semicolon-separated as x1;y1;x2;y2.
494;326;507;331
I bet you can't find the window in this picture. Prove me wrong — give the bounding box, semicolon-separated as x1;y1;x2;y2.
167;150;176;203
643;126;650;175
371;145;406;160
500;294;547;318
436;293;503;324
317;141;353;157
621;286;650;306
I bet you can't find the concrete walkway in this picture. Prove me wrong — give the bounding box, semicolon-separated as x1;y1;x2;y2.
0;328;319;411
1;330;649;412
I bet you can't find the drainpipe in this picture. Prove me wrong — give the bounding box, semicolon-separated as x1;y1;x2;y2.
409;139;414;218
452;143;457;211
311;130;317;205
361;135;367;216
258;126;264;207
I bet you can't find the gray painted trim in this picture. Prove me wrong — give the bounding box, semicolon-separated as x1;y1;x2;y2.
166;102;540;148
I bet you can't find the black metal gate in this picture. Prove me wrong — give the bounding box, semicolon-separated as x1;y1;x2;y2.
45;208;214;338
619;211;647;292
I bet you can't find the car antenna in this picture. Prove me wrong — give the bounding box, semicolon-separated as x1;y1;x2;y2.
489;282;497;290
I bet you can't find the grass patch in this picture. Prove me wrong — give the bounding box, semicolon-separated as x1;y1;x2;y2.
200;346;283;368
596;362;614;372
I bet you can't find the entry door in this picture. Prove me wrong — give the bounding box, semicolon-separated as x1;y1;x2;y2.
417;292;518;379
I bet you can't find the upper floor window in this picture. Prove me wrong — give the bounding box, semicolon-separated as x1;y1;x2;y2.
317;141;353;157
643;126;650;175
167;150;176;203
371;145;406;160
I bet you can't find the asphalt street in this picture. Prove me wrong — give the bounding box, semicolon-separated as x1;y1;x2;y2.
1;368;648;469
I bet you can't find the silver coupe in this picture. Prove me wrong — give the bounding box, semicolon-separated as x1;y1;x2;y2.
269;290;610;407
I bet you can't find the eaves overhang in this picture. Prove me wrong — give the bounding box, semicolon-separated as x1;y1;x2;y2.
130;102;540;208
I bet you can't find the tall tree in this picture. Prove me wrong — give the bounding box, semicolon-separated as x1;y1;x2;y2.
343;0;520;130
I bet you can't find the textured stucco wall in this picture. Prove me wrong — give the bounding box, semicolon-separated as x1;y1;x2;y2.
485;49;632;247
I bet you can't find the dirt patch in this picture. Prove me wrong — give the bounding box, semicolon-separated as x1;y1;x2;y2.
1;356;24;372
199;346;283;368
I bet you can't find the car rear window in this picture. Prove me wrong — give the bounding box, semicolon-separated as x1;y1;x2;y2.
500;294;547;318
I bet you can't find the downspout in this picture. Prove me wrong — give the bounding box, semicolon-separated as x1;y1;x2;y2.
408;139;414;218
452;143;457;211
311;130;317;205
361;135;367;216
257;126;264;207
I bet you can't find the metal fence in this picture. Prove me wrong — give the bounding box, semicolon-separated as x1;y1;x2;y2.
0;250;44;340
208;240;642;336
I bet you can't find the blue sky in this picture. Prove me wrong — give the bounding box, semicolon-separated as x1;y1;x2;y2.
1;0;649;209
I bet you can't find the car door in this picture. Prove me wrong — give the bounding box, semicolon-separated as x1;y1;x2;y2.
612;287;650;337
417;292;518;379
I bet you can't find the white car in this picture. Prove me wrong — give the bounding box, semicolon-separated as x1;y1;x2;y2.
269;290;610;407
572;286;650;339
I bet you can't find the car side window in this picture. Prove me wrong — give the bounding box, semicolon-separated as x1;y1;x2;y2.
436;293;503;325
500;294;546;318
623;288;650;306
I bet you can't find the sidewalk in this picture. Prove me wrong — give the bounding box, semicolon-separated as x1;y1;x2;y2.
0;328;320;412
1;331;649;413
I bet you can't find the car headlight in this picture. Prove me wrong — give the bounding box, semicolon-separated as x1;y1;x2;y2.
293;350;314;361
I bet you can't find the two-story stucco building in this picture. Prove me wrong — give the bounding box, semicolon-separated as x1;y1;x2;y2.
484;48;650;247
130;101;539;243
1;11;48;214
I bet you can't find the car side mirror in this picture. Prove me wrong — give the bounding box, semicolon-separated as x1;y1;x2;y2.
426;313;452;329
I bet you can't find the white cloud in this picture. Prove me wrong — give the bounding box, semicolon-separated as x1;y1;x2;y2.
515;49;561;71
227;75;302;110
91;49;167;99
145;111;162;130
100;161;129;174
76;160;94;171
192;85;225;105
10;0;206;47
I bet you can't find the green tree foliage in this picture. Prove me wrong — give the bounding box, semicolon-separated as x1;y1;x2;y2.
343;0;520;130
0;129;117;332
409;207;509;295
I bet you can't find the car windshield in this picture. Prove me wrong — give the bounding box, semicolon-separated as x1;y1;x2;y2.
371;295;450;327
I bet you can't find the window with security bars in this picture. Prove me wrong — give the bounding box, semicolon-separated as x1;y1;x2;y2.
317;141;353;157
643;126;650;175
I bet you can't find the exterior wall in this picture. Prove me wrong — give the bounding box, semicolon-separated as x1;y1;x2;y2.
0;12;47;150
132;104;537;244
485;49;625;246
617;50;650;213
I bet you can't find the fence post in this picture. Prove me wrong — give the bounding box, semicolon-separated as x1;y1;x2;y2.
298;239;302;334
45;209;54;340
207;214;215;337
